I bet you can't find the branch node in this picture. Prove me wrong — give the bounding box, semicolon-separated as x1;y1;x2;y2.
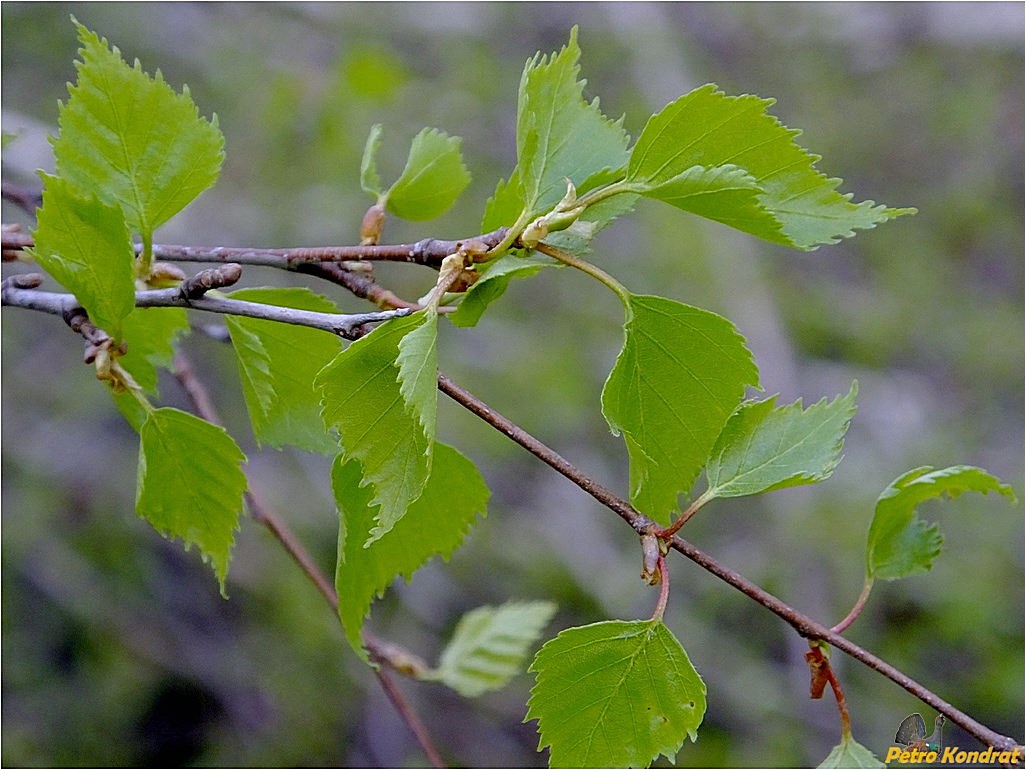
180;263;243;299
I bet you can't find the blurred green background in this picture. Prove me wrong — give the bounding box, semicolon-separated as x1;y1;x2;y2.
2;3;1022;767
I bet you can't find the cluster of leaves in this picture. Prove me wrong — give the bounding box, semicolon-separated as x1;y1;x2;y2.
17;21;1017;769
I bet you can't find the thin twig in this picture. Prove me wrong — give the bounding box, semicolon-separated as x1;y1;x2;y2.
1;282;411;339
435;372;1020;753
1;227;509;269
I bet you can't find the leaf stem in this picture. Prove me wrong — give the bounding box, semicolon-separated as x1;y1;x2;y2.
830;577;874;635
650;554;670;623
533;241;632;306
657;491;714;539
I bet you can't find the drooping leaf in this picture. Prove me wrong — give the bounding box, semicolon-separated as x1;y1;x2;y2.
136;407;247;595
395;309;439;440
704;381;857;499
866;465;1016;580
226;287;343;454
819;735;885;768
317;312;431;541
625;84;914;249
526;619;706;768
30;173;135;337
360;123;384;197
516;26;629;218
333;443;489;657
52;19;223;242
384;128;471;221
425;601;558;697
601;294;759;522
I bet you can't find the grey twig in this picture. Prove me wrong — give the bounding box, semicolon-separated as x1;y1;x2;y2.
2;281;412;339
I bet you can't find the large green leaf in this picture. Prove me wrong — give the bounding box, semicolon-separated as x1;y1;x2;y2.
625;84;914;249
52;19;223;242
516;26;629;218
317;312;431;542
225;287;342;454
704;381;857;500
866;465;1016;580
333;443;489;657
601;294;759;522
30;173;135;338
385;128;471;221
425;601;558;697
136;407;247;595
526;619;706;768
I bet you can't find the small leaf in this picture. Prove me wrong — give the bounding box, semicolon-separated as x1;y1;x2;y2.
136;407;247;595
425;601;558;697
53;20;224;241
704;381;857;499
626;84;914;249
516;26;629;218
449;251;560;328
317;312;431;542
30;173;135;337
360;123;384;197
333;443;489;658
601;294;759;522
866;465;1017;580
818;734;886;768
117;307;190;393
385;128;471;221
395;310;439;441
226;287;342;454
526;619;706;768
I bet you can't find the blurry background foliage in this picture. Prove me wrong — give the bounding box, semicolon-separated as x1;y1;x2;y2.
2;3;1022;767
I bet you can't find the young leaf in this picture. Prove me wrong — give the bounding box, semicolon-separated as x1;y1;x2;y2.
52;19;223;241
516;26;629;218
625;84;914;250
866;465;1016;581
317;312;431;542
225;287;342;454
384;128;471;221
30;173;135;337
360;123;384;198
117;307;190;394
704;381;857;499
449;251;560;328
395;309;439;441
601;294;759;522
818;735;885;768
136;407;247;595
333;443;489;658
424;601;558;697
526;619;706;768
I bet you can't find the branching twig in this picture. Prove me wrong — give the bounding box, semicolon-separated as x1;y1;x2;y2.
435;373;1020;754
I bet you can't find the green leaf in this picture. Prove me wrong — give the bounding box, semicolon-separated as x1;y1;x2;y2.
30;173;135;337
136;407;247;595
118;307;190;393
704;381;857;499
317;312;432;542
866;465;1017;580
52;19;223;241
384;128;471;221
516;26;629;218
333;443;489;658
526;619;706;768
225;287;342;454
425;601;558;697
395;309;439;441
626;84;915;249
449;251;559;328
819;734;885;768
601;294;759;522
360;123;384;197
